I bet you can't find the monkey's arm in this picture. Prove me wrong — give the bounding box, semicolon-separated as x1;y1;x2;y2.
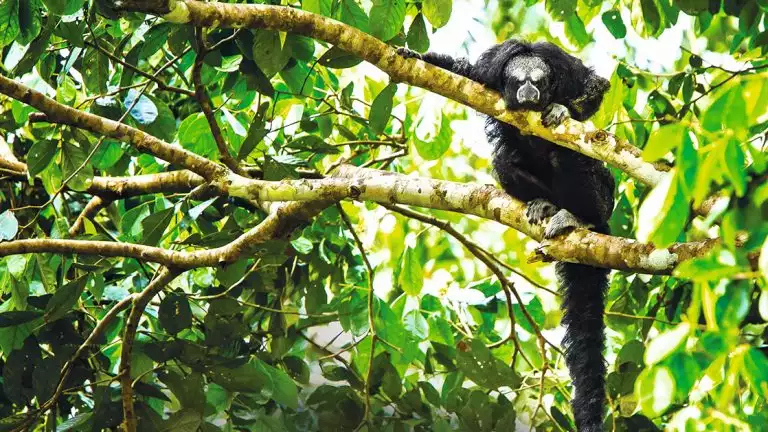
396;48;475;80
563;74;610;121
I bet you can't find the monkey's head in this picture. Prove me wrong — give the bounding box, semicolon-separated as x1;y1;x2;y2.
501;55;553;111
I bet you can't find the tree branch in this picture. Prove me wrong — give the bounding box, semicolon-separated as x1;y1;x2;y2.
0;74;224;181
119;267;180;432
0;163;718;274
118;0;670;187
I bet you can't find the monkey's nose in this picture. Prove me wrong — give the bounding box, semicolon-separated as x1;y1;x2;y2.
517;81;540;104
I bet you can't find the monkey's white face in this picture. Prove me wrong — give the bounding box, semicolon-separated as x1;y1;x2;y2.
502;56;553;110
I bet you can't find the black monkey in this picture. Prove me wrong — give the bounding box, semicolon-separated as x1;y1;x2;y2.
398;40;614;432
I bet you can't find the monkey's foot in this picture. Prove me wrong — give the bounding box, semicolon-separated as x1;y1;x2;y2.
396;47;422;60
543;209;584;239
542;103;570;127
526;199;558;226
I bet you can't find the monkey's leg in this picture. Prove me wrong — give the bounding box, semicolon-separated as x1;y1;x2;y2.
395;48;475;79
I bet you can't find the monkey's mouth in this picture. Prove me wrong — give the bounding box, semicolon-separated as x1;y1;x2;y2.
505;98;547;112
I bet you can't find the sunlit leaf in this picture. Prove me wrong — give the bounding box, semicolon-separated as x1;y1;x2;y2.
645;322;690;365
423;0;452;28
636;366;675;416
369;0;406;41
369;83;397;134
406;13;429;53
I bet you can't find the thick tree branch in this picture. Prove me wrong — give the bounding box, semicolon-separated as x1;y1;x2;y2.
0;200;328;267
118;0;670;187
0;74;224;181
0;163;717;274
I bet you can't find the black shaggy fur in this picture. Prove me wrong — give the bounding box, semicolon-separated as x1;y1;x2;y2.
399;40;614;432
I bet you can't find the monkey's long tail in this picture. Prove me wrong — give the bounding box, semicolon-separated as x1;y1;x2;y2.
557;261;609;432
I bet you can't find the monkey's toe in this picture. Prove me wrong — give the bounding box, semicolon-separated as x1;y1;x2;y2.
526;199;558;226
396;47;422;59
543;209;584;239
542;103;570;127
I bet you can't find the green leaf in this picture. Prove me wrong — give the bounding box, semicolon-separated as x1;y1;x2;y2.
369;0;405;42
238;111;268;160
564;15;589;48
163;408;203;432
406;13;429;53
82;49;109;94
91;140;124;170
283;356;310;384
702;86;747;133
291;236;314;254
369;83;397;134
642;124;686;161
159;293;192;335
675;132;698;198
207;359;269;393
257;359;299;409
602;10;627;38
44;275;88;322
403;309;429;340
159;369;205;410
675;0;709;14
631;0;664;37
0;210;19;241
42;0;84;15
715;281;750;328
422;0;452;28
759;237;768;282
415;113;452;160
338;0;369;33
318;46;364;69
178;113;216;158
0;0;20;48
636;366;675;417
56;413;93;431
545;0;577;21
279;61;314;96
739;1;760;33
636;170;690;248
303;0;332;16
512;296;545;334
593;70;625;128
252;29;291;77
0;311;43;327
54;20;84;47
398;243;423;296
721;139;747;196
60;141;93;192
427;315;454;345
18;0;42;44
742;348;768;395
240;59;275;97
456;339;521;389
645;322;690;365
140;207;174;246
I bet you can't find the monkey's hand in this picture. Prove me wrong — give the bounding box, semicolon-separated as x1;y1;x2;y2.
542;103;570;127
526;199;558;226
396;47;423;60
543;209;589;239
